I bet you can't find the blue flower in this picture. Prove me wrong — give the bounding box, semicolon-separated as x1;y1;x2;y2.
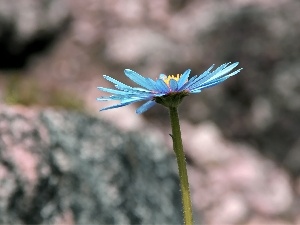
97;62;242;114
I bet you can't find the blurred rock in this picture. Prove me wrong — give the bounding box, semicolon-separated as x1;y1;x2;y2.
183;121;300;224
188;1;300;177
0;105;181;224
0;0;71;69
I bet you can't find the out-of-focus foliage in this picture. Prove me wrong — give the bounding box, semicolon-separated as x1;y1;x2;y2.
4;75;84;111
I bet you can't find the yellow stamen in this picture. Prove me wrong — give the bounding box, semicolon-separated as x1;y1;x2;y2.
163;74;181;86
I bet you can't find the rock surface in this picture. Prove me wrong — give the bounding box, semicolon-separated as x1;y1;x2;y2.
0;105;181;224
0;0;70;69
180;121;300;225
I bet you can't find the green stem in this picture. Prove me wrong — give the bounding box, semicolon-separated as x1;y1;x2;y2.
168;107;193;225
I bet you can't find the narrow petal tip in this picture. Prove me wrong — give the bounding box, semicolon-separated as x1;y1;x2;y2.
136;101;156;114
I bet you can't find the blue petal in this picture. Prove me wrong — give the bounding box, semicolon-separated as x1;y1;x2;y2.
190;89;202;93
97;87;129;95
185;64;221;90
177;69;191;89
191;79;224;92
187;63;232;90
169;79;178;91
98;86;152;98
191;74;233;92
119;86;152;93
195;63;230;83
179;64;215;91
136;100;156;114
100;101;135;111
103;75;132;90
145;78;158;90
100;97;146;111
155;79;169;93
203;62;239;84
178;75;198;91
97;93;152;101
97;96;113;101
225;68;243;78
191;64;242;91
124;69;155;90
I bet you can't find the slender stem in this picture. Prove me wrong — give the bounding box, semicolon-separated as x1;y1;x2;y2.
168;107;193;225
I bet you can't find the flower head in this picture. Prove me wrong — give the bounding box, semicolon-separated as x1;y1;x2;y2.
97;62;242;114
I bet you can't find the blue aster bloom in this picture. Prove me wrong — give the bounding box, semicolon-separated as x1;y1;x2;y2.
97;62;242;114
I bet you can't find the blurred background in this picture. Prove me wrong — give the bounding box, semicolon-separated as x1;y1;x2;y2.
1;0;300;224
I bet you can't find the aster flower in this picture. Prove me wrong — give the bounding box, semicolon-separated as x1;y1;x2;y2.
97;62;243;225
97;62;242;114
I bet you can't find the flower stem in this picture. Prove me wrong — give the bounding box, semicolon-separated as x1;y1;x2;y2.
168;107;193;225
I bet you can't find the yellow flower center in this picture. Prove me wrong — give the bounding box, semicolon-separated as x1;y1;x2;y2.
163;74;181;86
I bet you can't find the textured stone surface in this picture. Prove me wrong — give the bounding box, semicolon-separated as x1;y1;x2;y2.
0;0;70;69
185;2;300;177
181;121;300;225
0;105;181;224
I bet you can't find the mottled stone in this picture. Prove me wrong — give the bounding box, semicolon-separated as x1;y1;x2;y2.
0;0;71;69
0;105;181;224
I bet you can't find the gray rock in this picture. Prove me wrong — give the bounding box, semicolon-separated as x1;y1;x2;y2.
0;106;182;224
0;0;71;69
190;2;300;176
